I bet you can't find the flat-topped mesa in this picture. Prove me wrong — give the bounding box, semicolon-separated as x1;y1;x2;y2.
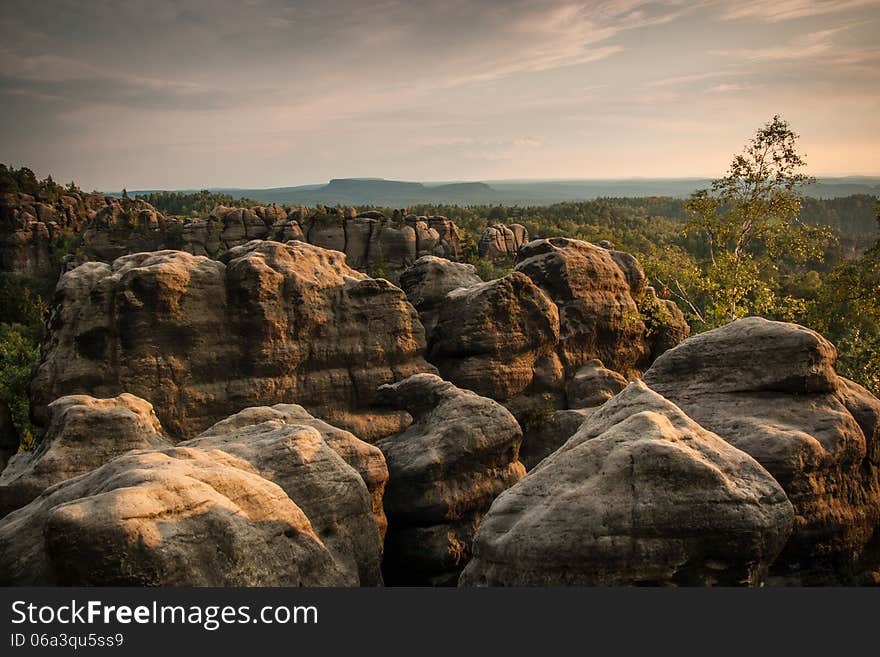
30;240;435;442
644;317;880;584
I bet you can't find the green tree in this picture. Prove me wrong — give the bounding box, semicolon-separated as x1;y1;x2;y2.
678;115;833;328
809;205;880;394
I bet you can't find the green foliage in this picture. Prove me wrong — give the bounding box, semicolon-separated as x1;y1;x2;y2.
136;189;259;217
0;324;43;452
678;116;835;329
0;164;81;201
809;209;880;394
0;274;49;451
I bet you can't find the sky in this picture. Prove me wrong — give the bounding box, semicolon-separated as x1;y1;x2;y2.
1;0;878;191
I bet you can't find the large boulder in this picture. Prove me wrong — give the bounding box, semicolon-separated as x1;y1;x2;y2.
0;446;348;586
460;381;795;586
399;256;483;336
375;374;525;585
0;393;171;517
479;224;527;260
30;241;434;442
643;317;880;584
428;272;561;402
514;238;652;377
188;403;388;540
183;408;385;586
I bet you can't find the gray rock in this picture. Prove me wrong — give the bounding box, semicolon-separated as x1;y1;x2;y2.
460;381;794;586
375;374;525;585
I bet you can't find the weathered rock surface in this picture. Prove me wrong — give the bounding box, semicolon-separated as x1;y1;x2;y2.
189;403;388;540
184;407;386;586
515;237;668;378
31;241;434;441
1;193;463;292
428;272;560;402
0;446;347;586
398;256;483;336
565;359;628;408
0;393;171;518
375;374;525;585
460;381;795;586
643;317;880;584
479;223;528;260
519;408;594;470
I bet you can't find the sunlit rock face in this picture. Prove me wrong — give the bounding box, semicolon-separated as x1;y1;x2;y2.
0;446;350;586
374;374;525;585
0;393;171;518
644;317;880;584
184;405;388;586
30;241;434;442
460;381;795;587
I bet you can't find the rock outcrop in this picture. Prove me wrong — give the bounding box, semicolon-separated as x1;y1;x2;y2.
183;407;386;586
374;374;525;585
460;381;795;586
0;446;348;586
0;193;463;292
188;404;388;541
31;241;434;441
428;272;561;402
643;317;880;584
514;237;685;378
479;223;529;260
398;256;483;335
0;393;171;517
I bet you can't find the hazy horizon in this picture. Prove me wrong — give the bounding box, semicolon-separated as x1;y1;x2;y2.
2;0;879;191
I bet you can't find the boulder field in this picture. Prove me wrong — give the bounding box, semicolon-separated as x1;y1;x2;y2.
3;231;879;586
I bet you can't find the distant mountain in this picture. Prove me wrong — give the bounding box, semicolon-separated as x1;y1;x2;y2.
122;177;880;207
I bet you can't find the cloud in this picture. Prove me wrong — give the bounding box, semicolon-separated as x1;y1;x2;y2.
713;27;847;61
716;0;878;22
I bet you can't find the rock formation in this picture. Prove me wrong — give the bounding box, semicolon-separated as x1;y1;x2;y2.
479;223;529;260
374;374;525;585
643;317;880;584
0;446;348;586
514;237;680;378
398;256;483;335
460;381;795;586
31;241;434;441
428;272;561;402
0;193;463;292
188;403;388;541
0;394;171;517
183;407;386;586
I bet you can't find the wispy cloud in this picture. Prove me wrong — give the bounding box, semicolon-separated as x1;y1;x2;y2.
717;0;878;22
713;27;847;61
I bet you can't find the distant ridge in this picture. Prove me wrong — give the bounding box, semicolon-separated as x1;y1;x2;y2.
122;176;880;206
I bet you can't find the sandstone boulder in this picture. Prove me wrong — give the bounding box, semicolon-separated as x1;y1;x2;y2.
565;359;628;408
643;317;880;584
460;381;794;586
428;272;561;401
514;238;650;377
31;241;434;441
375;374;525;585
184;409;385;585
398;256;483;336
191;404;388;540
0;447;347;586
0;393;171;517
